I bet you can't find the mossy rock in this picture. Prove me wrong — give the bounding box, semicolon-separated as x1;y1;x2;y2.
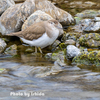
72;50;100;67
79;33;100;47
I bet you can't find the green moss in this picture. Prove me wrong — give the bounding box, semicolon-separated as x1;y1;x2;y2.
72;50;100;67
96;51;100;61
79;33;100;47
59;43;66;49
87;51;97;61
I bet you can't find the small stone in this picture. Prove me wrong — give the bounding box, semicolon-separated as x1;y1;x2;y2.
65;39;76;45
66;45;80;59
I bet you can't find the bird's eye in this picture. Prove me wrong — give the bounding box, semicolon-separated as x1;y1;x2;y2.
51;22;54;24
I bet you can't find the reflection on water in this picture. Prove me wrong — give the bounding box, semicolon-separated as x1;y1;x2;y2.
0;53;100;100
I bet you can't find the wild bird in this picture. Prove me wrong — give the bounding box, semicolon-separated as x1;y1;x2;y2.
7;19;63;53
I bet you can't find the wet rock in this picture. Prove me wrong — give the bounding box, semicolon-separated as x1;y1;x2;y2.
47;40;61;51
79;33;100;48
73;18;100;33
65;39;76;45
5;44;17;56
66;45;80;59
83;19;100;32
72;50;100;67
22;10;53;30
76;10;100;19
0;38;7;53
35;0;75;26
0;0;15;15
62;32;81;42
0;0;35;35
51;51;67;67
70;1;96;9
72;19;92;33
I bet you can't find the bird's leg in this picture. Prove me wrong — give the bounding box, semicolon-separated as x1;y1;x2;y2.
35;46;37;53
38;47;42;54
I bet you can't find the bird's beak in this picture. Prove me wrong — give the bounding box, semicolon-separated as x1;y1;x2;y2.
56;26;63;29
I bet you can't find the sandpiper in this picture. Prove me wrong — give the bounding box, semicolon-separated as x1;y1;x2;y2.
7;19;63;53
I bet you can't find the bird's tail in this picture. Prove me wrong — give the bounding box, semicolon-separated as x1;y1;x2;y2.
6;31;22;37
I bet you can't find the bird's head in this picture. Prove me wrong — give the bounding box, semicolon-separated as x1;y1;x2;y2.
48;19;64;36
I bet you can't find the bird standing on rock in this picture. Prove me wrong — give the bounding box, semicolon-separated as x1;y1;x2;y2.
7;19;63;53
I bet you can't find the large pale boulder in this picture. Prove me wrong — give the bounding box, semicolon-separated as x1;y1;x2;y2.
35;0;75;25
0;0;35;35
0;0;15;15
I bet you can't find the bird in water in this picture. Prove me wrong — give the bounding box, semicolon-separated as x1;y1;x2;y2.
7;19;63;53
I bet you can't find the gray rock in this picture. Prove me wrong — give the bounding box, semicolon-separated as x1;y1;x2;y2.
73;18;100;33
66;45;80;59
0;0;15;15
94;17;100;22
75;10;100;18
35;0;75;26
0;38;7;53
84;21;100;32
0;0;35;35
79;33;100;48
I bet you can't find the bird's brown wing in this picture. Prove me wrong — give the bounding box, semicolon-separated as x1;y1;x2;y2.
22;24;46;40
7;22;46;41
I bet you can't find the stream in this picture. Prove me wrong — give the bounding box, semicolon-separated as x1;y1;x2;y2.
0;0;100;100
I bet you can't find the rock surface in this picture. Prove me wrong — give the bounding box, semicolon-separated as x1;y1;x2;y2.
65;39;76;45
0;0;35;35
0;38;7;53
73;17;100;33
79;33;100;48
35;0;75;26
0;0;15;15
66;45;80;59
72;50;100;67
75;10;100;19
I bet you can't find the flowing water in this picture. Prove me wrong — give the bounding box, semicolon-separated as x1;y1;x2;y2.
1;0;100;100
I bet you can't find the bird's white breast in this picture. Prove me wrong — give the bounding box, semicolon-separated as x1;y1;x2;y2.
20;29;59;48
